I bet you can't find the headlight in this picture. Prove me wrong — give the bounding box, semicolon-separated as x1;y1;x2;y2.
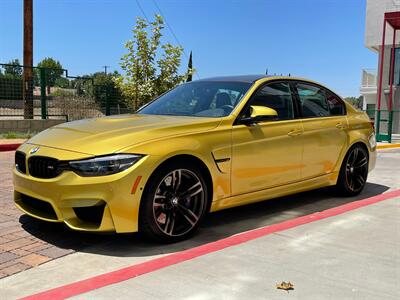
69;154;143;176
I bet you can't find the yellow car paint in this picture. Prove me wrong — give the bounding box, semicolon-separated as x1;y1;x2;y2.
13;76;376;233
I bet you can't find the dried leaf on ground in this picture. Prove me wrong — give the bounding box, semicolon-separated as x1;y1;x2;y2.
276;281;294;291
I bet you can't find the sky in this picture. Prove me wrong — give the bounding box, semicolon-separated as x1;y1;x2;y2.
0;0;378;97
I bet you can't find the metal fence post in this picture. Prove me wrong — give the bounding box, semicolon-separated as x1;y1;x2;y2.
105;86;110;116
376;110;381;140
388;110;393;143
40;67;47;119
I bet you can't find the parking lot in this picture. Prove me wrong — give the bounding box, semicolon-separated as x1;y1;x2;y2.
1;147;399;299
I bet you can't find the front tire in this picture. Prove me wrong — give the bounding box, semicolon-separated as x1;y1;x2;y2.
139;162;209;243
336;144;369;196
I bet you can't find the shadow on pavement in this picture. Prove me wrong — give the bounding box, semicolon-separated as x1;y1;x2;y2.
20;182;389;257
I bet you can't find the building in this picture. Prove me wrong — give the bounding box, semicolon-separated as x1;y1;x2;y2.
361;0;400;141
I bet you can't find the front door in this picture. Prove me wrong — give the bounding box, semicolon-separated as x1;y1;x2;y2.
231;81;303;195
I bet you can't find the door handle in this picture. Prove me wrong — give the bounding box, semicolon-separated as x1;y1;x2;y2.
335;123;345;130
287;129;302;137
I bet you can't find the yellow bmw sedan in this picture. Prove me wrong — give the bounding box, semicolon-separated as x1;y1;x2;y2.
14;75;376;242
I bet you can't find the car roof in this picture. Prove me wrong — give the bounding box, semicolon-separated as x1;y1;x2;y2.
196;75;272;83
193;75;343;98
195;75;308;83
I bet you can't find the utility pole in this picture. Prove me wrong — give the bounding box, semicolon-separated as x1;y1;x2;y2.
23;0;34;119
102;65;110;75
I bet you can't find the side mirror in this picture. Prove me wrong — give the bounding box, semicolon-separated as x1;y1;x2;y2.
240;106;278;125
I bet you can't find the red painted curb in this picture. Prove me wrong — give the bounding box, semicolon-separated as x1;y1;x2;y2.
21;189;400;300
0;143;21;152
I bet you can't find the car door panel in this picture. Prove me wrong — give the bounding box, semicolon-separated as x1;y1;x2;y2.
301;116;348;179
231;120;303;195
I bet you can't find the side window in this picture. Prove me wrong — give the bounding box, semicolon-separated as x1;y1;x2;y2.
296;83;330;118
326;91;345;116
247;82;294;120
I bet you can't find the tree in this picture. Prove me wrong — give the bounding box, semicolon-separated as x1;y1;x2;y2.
344;96;363;109
187;51;193;82
3;59;23;78
0;59;23;100
37;57;64;93
114;14;188;110
72;71;120;97
54;77;70;89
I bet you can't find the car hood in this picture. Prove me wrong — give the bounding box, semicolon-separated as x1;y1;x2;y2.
26;114;221;155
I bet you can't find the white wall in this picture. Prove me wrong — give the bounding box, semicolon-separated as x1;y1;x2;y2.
365;0;400;51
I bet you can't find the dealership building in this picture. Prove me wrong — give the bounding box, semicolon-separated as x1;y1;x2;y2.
361;0;400;141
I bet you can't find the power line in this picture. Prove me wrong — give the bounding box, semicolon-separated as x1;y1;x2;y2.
151;0;200;79
135;0;150;22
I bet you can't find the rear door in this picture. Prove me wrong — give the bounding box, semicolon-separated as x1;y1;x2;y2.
231;81;303;195
293;82;348;179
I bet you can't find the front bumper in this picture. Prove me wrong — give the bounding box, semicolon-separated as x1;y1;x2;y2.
13;143;155;233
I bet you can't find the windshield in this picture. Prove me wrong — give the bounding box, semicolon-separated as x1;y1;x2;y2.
138;81;252;117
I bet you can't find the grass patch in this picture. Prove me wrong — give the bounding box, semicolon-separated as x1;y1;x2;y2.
0;131;37;139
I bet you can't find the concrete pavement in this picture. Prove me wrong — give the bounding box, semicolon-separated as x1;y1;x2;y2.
72;196;400;300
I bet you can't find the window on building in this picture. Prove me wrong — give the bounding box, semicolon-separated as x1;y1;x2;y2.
366;104;376;120
390;48;400;86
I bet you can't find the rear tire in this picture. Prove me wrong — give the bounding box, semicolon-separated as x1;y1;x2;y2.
336;144;369;196
139;161;209;243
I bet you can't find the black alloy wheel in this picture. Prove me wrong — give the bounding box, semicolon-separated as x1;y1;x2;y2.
139;162;209;242
337;145;369;196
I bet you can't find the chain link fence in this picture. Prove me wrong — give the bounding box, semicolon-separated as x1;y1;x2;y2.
0;63;131;121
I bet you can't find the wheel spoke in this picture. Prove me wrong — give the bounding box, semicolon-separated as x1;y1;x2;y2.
177;204;199;226
355;174;365;186
153;202;165;209
164;212;175;235
172;170;182;192
354;157;367;169
350;148;358;165
349;177;355;191
180;181;203;199
154;195;166;208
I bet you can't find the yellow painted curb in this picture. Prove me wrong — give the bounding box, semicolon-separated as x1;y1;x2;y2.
377;144;400;150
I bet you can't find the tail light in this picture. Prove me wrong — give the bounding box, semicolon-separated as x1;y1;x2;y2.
370;121;375;130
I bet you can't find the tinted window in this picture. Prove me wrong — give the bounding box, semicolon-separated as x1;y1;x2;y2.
139;81;251;118
326;92;345;115
296;83;330;118
246;82;294;120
